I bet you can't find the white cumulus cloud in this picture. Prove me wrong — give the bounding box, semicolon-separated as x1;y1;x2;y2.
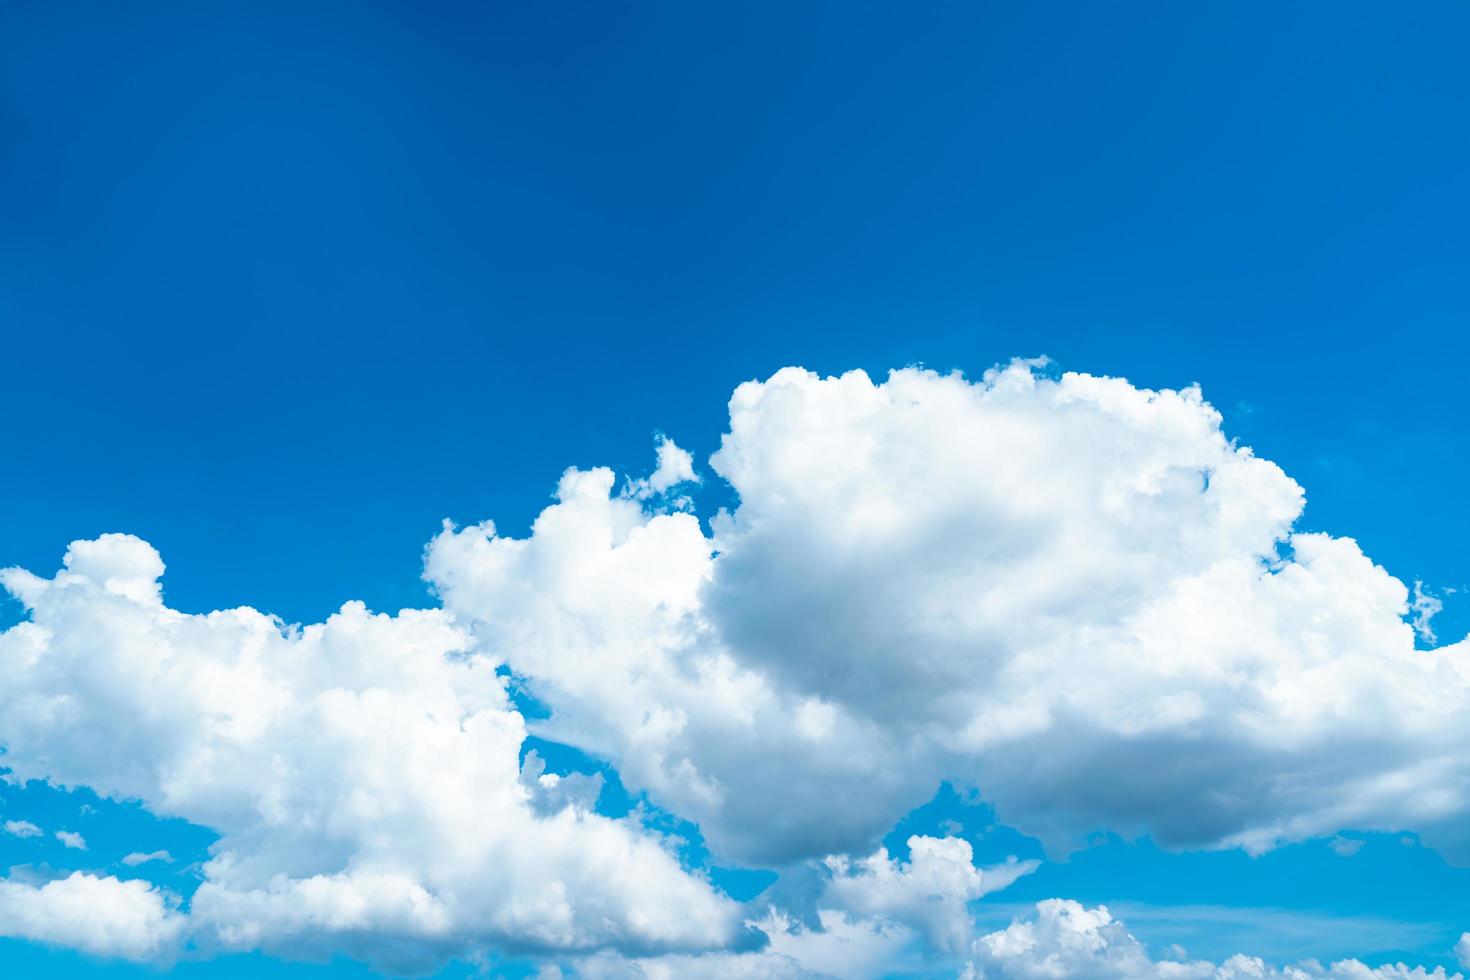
0;872;185;963
428;362;1470;866
0;535;738;973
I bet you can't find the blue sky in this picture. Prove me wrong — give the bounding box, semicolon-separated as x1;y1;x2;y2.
2;3;1469;977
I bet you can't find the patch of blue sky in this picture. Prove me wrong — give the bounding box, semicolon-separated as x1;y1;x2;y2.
0;941;504;980
0;778;214;891
891;785;1470;968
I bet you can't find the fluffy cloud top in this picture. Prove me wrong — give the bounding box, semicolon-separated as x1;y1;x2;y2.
626;435;700;500
821;836;1038;955
568;834;1030;979
3;360;1468;974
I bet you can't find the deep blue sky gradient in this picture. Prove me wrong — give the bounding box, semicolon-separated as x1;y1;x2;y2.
2;2;1468;975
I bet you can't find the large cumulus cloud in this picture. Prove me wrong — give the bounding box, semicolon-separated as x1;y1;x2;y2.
0;535;739;973
3;359;1469;975
428;361;1470;866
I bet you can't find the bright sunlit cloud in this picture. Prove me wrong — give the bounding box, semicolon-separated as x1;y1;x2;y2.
3;362;1468;976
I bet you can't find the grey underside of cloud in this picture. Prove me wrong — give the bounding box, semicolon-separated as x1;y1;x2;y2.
1;359;1467;976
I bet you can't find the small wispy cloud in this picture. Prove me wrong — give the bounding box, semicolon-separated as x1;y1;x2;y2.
1411;579;1452;644
3;820;42;839
54;830;87;850
1105;901;1443;964
121;850;173;867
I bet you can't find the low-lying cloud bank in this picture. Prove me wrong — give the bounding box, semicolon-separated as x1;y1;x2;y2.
2;360;1466;975
961;900;1464;980
570;900;1470;979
